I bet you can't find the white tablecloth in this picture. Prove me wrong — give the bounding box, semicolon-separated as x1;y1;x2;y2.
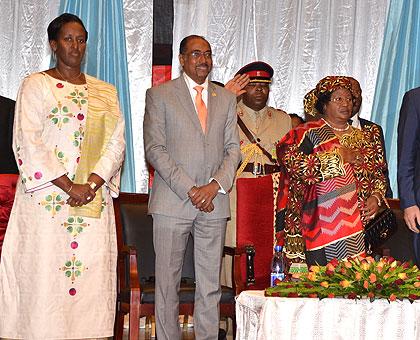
236;290;420;340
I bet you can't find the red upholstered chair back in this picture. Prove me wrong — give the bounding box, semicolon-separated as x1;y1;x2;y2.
236;175;276;290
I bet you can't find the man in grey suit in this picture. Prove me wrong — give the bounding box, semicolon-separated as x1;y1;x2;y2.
144;35;241;340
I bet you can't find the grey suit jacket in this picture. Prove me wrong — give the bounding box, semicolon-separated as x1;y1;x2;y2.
144;75;241;220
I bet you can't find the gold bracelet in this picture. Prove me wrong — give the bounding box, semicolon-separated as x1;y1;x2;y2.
66;184;73;194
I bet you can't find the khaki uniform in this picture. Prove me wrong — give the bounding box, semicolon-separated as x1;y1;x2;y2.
222;100;291;286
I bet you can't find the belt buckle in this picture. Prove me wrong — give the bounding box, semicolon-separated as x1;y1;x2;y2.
253;162;262;175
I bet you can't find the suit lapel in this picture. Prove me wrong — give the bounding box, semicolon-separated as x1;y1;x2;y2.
174;77;204;133
206;82;218;136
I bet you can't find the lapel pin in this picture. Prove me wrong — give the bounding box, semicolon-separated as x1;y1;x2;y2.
212;92;217;97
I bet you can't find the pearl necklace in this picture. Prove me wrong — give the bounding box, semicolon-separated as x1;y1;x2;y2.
322;118;350;132
55;67;82;83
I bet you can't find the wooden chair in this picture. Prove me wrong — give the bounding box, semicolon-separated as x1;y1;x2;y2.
113;192;238;339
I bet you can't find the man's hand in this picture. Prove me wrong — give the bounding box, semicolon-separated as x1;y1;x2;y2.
188;180;220;212
403;205;420;233
225;74;250;97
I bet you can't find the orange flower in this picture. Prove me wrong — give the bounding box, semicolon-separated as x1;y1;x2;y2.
368;292;375;299
355;272;362;281
398;273;408;280
389;294;397;301
414;282;420;288
369;273;377;283
383;274;390;279
363;280;369;289
307;272;317;281
340;280;350;288
343;260;352;268
310;265;320;273
320;281;329;288
326;263;335;272
308;293;318;298
328;293;335;298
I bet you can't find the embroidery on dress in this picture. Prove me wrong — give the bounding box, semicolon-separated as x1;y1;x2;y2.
66;88;88;110
72;125;85;150
39;192;65;217
62;216;90;237
59;254;88;284
48;101;74;129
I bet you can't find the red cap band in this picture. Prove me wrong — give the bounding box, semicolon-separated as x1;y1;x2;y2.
245;70;271;78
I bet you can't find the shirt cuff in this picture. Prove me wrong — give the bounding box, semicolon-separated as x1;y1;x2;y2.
209;178;226;194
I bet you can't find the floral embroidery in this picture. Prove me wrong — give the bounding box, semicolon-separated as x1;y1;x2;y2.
66;88;88;110
39;192;65;217
101;196;107;212
60;254;88;284
62;216;89;237
48;101;74;129
55;145;68;165
72;125;85;150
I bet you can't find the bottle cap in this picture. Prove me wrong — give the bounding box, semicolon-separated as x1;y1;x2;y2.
274;245;282;252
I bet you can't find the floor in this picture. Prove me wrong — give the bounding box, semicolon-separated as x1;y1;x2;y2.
122;316;234;339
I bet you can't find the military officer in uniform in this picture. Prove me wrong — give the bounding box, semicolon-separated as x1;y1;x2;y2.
222;61;292;285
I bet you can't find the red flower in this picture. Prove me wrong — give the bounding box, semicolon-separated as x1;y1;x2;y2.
308;293;318;298
327;293;335;298
408;294;419;300
389;294;397;301
394;279;404;286
347;292;357;299
329;258;339;267
375;283;383;290
288;292;299;298
326;270;334;277
304;283;314;289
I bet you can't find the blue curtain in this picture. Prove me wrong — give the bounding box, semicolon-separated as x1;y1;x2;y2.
371;0;420;197
60;0;136;192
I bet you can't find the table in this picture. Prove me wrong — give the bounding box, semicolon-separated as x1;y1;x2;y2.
236;290;420;340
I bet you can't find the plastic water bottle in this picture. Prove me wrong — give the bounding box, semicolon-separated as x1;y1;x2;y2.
270;245;287;286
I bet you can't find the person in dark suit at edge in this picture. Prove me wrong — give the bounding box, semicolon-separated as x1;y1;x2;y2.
143;35;241;340
397;87;420;266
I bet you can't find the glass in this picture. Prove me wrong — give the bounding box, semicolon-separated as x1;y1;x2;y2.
329;97;353;104
186;51;212;59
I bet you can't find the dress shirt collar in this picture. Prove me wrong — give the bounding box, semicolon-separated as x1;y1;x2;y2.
349;113;361;129
183;72;209;107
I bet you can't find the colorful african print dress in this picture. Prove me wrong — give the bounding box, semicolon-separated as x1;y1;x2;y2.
277;119;387;265
0;72;125;339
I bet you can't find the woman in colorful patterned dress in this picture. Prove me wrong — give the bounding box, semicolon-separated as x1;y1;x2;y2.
0;14;125;339
276;76;387;266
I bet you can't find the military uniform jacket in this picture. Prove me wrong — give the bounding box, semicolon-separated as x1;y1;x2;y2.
237;100;291;177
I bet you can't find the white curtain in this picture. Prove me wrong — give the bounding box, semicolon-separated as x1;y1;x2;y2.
0;0;60;100
172;0;389;119
0;0;153;193
123;0;153;193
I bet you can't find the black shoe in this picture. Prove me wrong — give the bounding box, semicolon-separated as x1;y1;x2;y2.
218;328;227;340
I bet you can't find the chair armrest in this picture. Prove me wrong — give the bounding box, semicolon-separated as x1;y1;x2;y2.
117;245;140;292
224;244;256;295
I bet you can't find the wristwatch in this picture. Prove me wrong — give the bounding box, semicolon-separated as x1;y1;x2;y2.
87;181;98;190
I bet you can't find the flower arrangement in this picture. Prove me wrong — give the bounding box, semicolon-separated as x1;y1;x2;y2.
265;256;420;302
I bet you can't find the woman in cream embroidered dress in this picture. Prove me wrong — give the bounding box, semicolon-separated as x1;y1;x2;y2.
0;14;125;339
